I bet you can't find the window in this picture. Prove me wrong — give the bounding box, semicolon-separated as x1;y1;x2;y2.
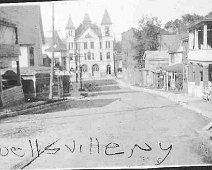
87;52;91;60
29;46;34;66
90;42;94;49
75;43;79;50
107;52;110;59
69;53;73;60
68;42;74;50
192;71;195;82
105;26;110;36
81;64;87;72
92;64;99;71
84;53;87;60
200;71;203;81
100;52;102;61
92;53;94;60
84;42;87;49
55;58;60;67
171;54;174;63
106;41;110;48
100;42;102;49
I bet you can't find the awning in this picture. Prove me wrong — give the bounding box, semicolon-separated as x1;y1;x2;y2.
163;63;183;73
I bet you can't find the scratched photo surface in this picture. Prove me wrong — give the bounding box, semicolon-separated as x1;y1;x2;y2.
0;0;212;169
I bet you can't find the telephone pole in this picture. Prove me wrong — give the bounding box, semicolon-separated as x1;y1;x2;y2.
49;3;55;99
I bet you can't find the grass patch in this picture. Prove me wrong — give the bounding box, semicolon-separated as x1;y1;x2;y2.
192;137;212;164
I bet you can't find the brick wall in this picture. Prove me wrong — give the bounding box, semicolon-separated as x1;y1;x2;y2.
0;86;25;107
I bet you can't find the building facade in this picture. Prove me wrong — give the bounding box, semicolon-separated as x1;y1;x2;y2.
143;50;169;88
164;33;189;91
43;31;67;69
66;10;114;80
0;18;24;107
187;17;212;98
0;5;45;68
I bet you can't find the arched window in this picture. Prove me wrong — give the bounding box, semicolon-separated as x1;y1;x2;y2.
92;64;99;71
81;64;88;72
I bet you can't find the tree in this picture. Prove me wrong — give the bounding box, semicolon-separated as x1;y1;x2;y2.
134;16;162;61
165;13;204;33
113;40;122;53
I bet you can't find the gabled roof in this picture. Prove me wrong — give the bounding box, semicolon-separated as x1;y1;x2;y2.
205;11;212;19
66;15;75;30
101;9;112;25
75;22;102;39
45;31;66;52
144;50;169;60
0;5;45;45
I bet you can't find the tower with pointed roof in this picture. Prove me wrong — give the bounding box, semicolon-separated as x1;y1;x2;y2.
101;9;113;37
100;9;114;77
66;15;75;70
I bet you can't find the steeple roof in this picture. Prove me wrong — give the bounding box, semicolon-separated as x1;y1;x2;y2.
101;9;112;25
66;15;75;29
45;31;66;52
83;13;91;24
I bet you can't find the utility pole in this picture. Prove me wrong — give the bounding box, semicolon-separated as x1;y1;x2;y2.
49;3;55;99
75;48;78;83
78;47;83;90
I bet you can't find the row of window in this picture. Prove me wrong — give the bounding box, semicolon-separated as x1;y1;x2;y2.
80;64;112;74
68;41;112;50
66;26;110;37
70;52;111;61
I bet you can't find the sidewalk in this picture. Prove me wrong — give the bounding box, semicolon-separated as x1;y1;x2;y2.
116;79;212;120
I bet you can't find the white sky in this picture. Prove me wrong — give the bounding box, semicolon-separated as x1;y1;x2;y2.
34;0;212;40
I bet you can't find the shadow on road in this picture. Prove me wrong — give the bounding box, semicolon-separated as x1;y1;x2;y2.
36;98;120;114
89;90;139;97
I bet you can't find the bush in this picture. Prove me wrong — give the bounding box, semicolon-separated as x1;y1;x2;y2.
83;82;98;92
175;74;183;91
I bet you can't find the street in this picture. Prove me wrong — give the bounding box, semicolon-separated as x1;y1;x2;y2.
0;83;210;169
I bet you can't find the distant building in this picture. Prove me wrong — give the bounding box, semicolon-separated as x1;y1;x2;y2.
0;18;24;107
121;28;141;84
143;50;169;87
164;33;189;91
42;31;67;69
121;28;175;86
65;10;114;80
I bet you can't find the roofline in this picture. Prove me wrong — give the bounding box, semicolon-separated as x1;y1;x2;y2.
0;18;16;28
38;6;45;44
188;18;212;30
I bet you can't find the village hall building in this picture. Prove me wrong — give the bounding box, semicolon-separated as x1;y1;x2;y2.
66;10;114;80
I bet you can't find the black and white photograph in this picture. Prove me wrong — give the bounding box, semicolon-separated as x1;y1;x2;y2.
0;0;212;169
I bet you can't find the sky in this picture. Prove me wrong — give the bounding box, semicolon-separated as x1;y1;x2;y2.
24;0;212;40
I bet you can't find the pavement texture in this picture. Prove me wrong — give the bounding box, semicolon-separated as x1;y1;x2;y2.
117;79;212;120
0;79;211;169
